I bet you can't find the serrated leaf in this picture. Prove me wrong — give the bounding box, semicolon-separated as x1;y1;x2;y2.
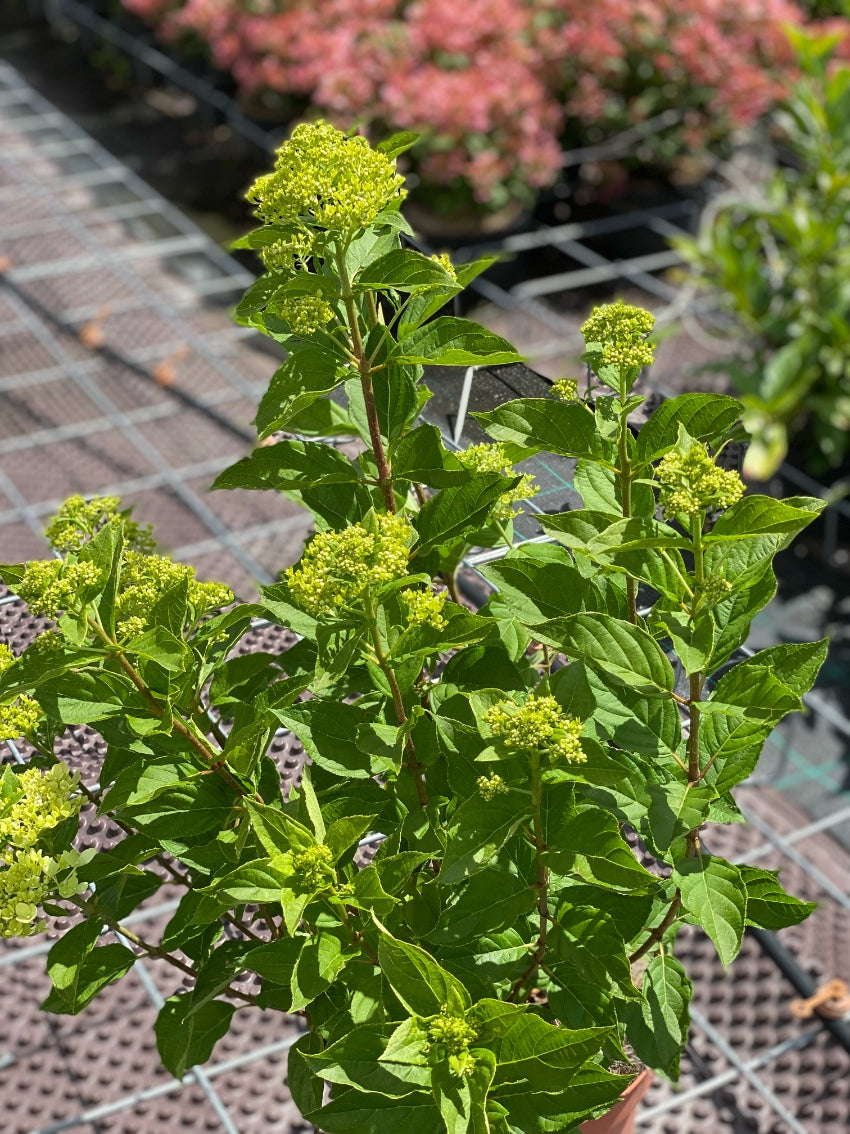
625;954;692;1078
414;475;520;552
428;869;536;945
155;995;235;1079
475;399;608;461
674;856;745;967
391;425;472;487
253;346;343;439
306;1024;432;1096
291;931;351;1011
532;613;674;694
377;925;471;1017
546;809;656;891
432;1047;495;1134
271;700;376;779
358;248;457;292
396;318;522;366
635;393;742;465
41;920;136;1016
439;793;527;884
213;439;359;492
705;495;824;542
307;1089;441;1134
740;867;816;930
646;782;715;853
480;544;589;624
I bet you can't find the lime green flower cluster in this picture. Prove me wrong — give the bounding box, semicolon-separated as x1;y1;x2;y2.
700;574;734;605
430;252;457;283
401;587;448;630
271;292;335;335
247;121;405;241
0;696;40;742
286;514;412;616
0;848;56;937
17;559;103;619
30;631;63;654
477;772;508;800
0;847;86;938
656;443;745;518
484;694;586;765
293;844;335;889
426;1007;479;1077
116;551;233;633
260;229;315;274
44;494;154;554
0;644;14;676
455;442;538;521
581;301;655;374
0;763;81;849
551;378;580;402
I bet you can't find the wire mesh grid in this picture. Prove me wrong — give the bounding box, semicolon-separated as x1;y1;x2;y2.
0;54;849;1134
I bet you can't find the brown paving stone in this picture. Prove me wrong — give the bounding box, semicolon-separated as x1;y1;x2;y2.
120;485;214;554
184;475;305;532
134;406;252;468
0;330;56;376
0;376;104;440
2;431;156;504
0;520;49;561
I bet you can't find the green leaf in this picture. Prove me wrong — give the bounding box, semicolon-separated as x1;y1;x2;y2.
306;1024;432;1096
740;867;816;930
705;569;777;672
584;669;681;760
414;475;520;552
124;625;190;673
740;640;828;698
213;439;359;492
646;782;715;854
291;931;352;1011
480;544;589;624
155;995;235;1079
432;1048;495;1134
392;425;472;487
376;131;420;158
546;908;639;1028
253;346;344;439
395;318;522;366
271;700;377;778
245;798;315;857
653;609;714;676
428;869;536;945
358;248;457;292
377;926;471;1017
42;921;135;1015
546;809;656;892
485;1009;611;1091
532;614;674;694
635;393;742;465
439;793;527;884
475;399;608;461
705;495;825;542
674;856;745;967
246;935;304;995
287;1032;325;1114
120;775;235;839
625;954;692;1079
501;1062;634;1132
307;1089;441;1134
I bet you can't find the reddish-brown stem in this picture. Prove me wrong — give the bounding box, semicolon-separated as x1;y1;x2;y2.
628;892;683;964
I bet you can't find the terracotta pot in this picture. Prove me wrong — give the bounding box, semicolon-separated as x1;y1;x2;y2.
579;1068;653;1134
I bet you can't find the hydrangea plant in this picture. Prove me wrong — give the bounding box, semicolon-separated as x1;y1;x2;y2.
0;123;827;1132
